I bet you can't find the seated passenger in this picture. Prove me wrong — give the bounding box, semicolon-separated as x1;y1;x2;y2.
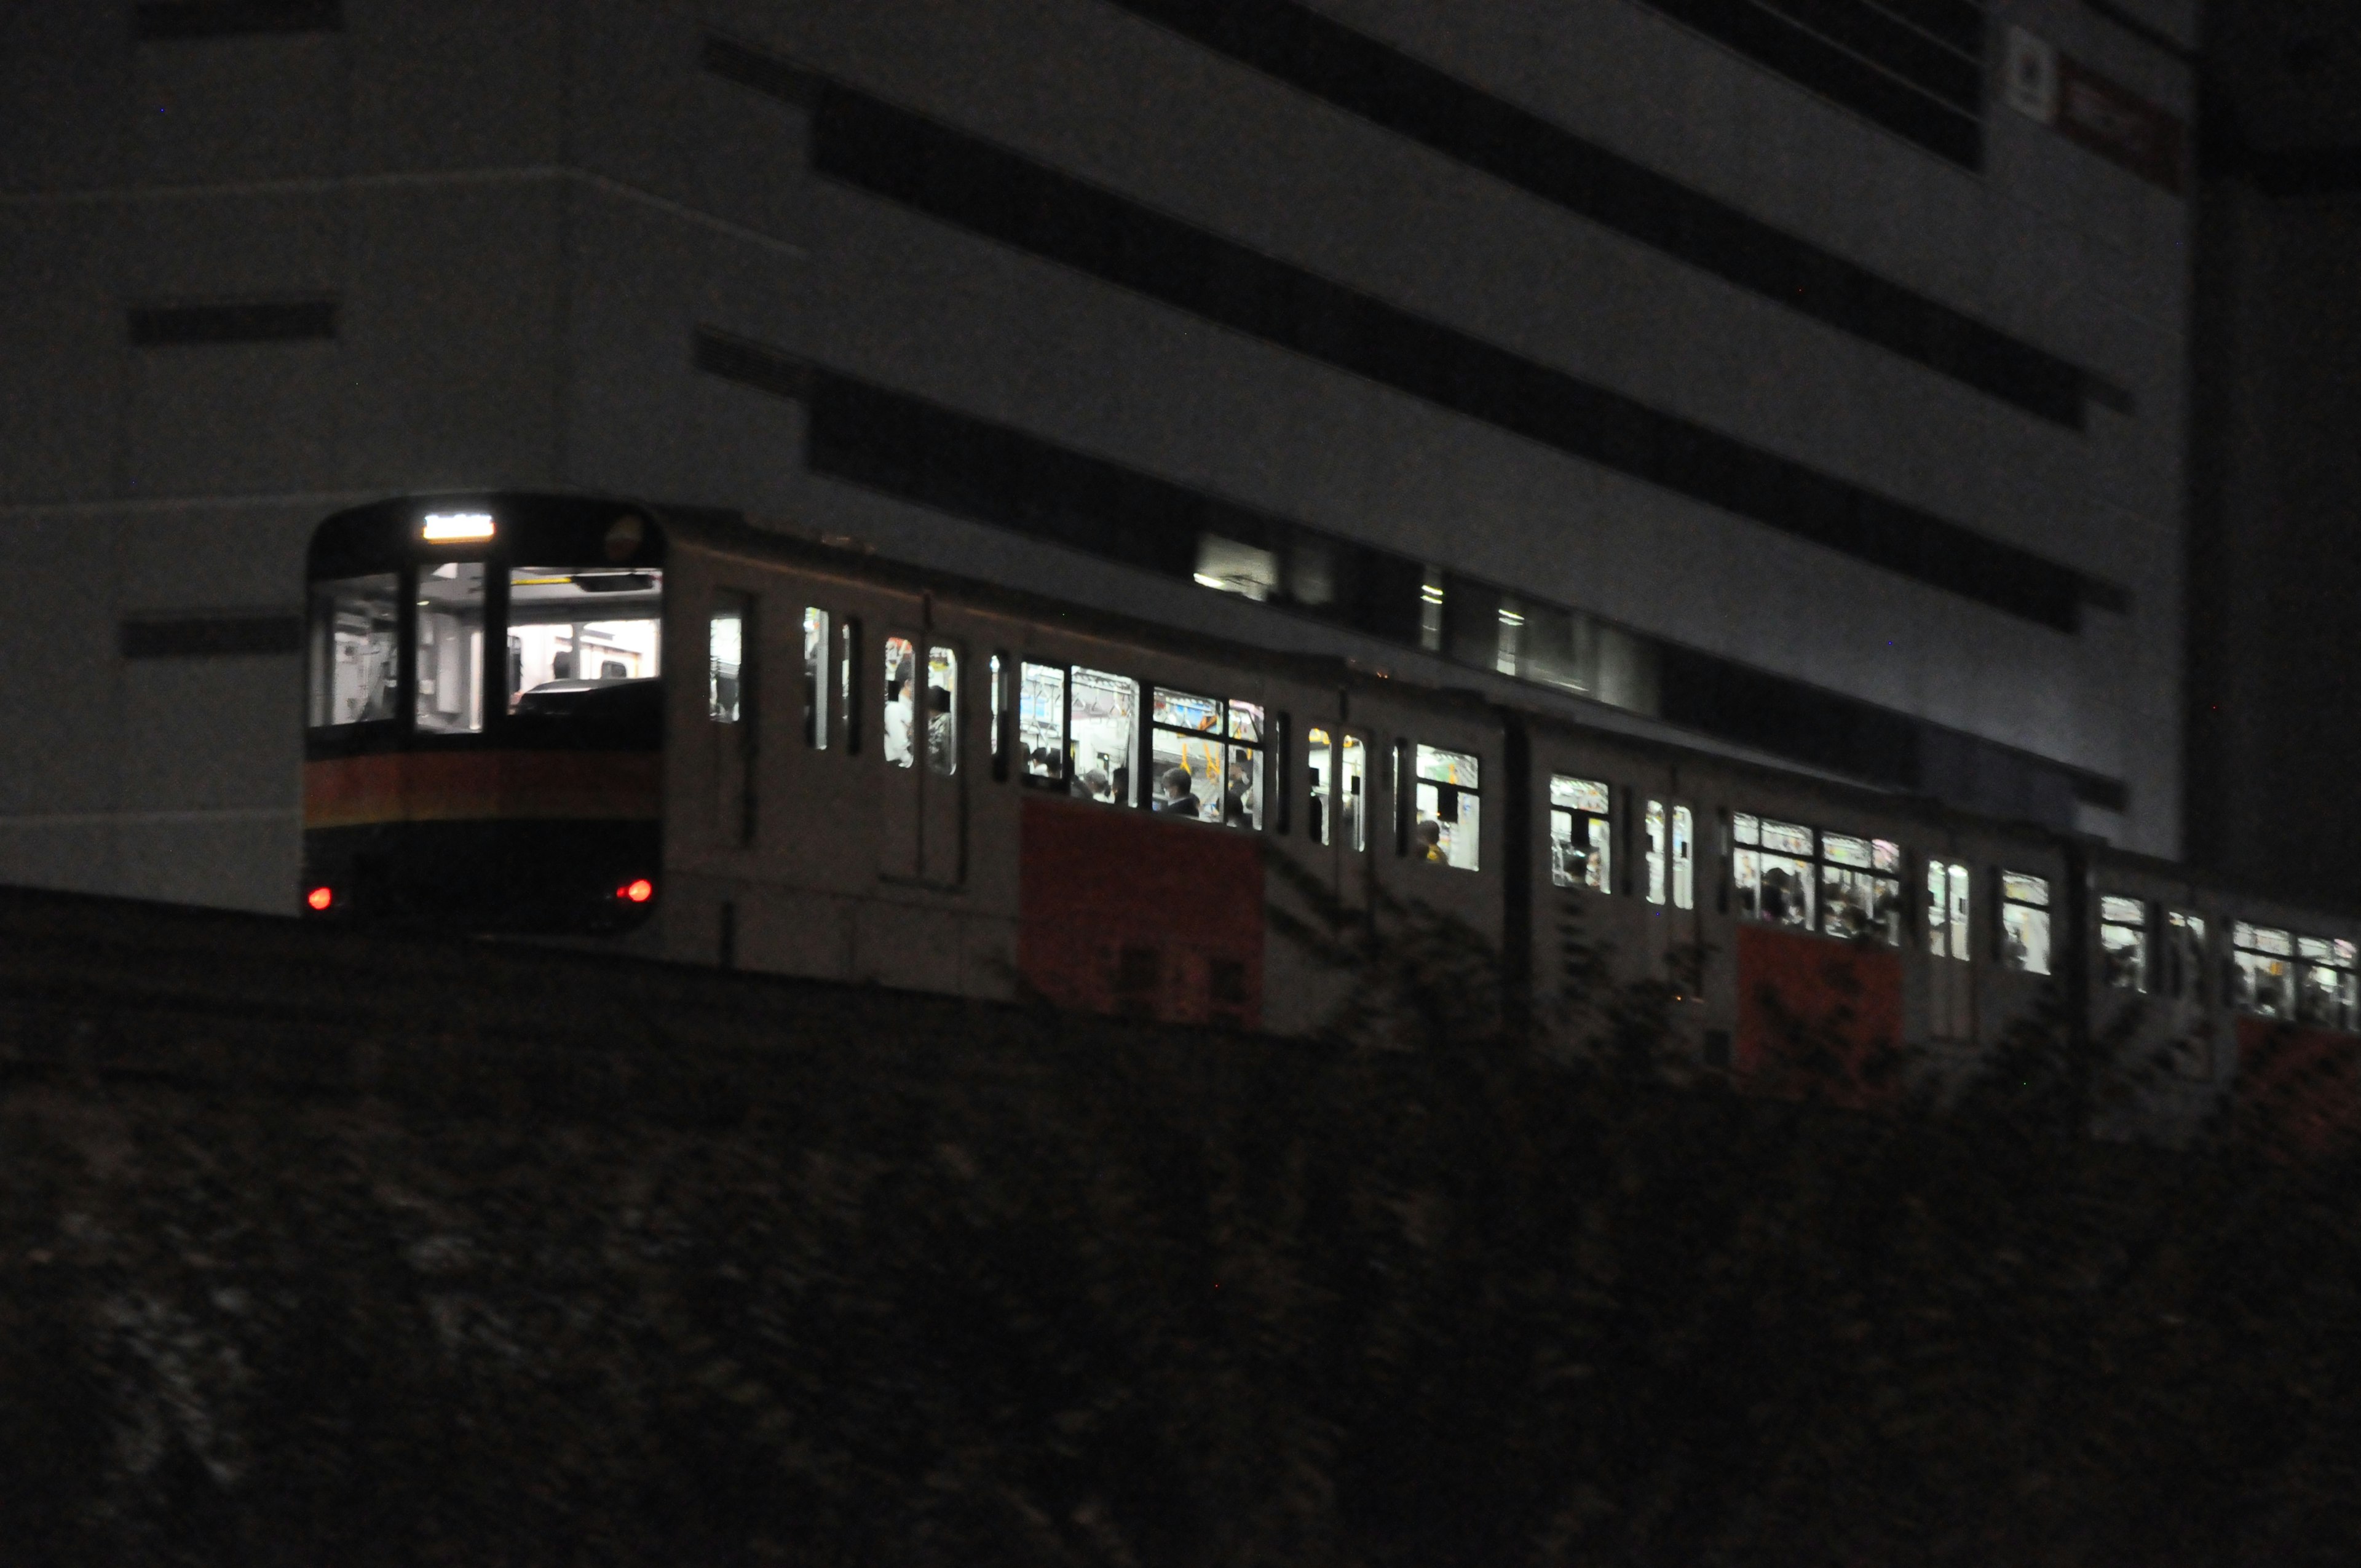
1158;767;1200;816
1074;767;1112;802
1412;819;1446;863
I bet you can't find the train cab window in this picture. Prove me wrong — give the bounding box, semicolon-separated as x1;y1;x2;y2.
1732;814;1813;930
927;646;958;775
2162;911;2207;1002
1821;835;1902;944
1998;872;2052;976
802;609;831;749
2099;897;2148;992
2296;937;2356;1030
2232;923;2295;1018
1149;686;1259;826
1072;667;1140;805
1410;745;1479;869
1927;860;1972;960
306;572;398;727
414;562;487;734
1019;661;1065;786
1549;777;1611;892
882;637;919;769
507;565;663;735
708;598;745;723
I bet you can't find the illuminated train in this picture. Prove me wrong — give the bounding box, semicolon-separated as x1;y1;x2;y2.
304;493;2358;1127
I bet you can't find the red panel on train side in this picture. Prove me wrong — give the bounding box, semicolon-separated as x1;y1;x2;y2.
1733;923;1904;1107
1018;796;1264;1029
2234;1020;2361;1157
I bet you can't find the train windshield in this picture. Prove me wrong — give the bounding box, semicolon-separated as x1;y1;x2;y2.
307;573;400;727
508;566;664;736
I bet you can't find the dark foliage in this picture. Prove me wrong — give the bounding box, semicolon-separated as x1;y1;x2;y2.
4;889;2360;1563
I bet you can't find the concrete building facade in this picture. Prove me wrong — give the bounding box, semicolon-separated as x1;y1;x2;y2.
1;0;2197;913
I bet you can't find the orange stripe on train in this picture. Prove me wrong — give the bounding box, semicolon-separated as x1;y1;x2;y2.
304;751;662;829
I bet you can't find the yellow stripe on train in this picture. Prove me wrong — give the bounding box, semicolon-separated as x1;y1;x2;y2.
303;752;662;830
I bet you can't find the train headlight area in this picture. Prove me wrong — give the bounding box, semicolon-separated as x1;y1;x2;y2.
296;492;2361;1135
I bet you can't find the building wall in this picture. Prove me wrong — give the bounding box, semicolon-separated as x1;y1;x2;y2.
0;0;2197;912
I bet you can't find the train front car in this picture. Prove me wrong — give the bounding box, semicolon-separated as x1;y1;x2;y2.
300;495;668;933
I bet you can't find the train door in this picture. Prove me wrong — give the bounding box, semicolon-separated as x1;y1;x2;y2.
878;630;967;887
1304;723;1371;907
1640;793;1701;984
707;592;754;849
920;640;966;885
879;632;922;879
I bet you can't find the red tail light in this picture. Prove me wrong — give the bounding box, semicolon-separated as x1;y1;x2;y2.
619;878;655;904
306;885;333;911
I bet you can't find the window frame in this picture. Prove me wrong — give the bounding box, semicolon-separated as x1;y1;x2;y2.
1548;775;1612;894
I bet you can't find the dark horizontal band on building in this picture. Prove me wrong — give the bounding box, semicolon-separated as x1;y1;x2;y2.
778;81;2118;630
1101;0;2084;426
121;614;303;659
1635;0;1983;167
692;328;2126;822
127;299;337;346
133;1;342;42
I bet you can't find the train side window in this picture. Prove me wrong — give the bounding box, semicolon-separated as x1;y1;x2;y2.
1732;814;1814;930
414;561;487;735
2231;922;2294;1018
1927;861;1972;960
2296;936;2355;1030
708;597;745;723
2099;897;2148;992
1150;686;1259;825
802;608;831;749
989;652;1009;781
1073;667;1139;804
1821;834;1902;944
1672;806;1695;910
1018;661;1065;787
1341;735;1367;852
1998;871;2052;975
2162;911;2206;1002
926;646;958;775
1548;777;1611;892
1645;800;1667;905
1308;727;1334;844
1410;744;1480;869
307;572;399;726
840;619;862;754
882;637;918;769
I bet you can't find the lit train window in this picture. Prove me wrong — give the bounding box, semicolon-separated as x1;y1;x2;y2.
1999;872;2052;975
802;609;830;749
1018;662;1064;786
1645;801;1667;905
1308;728;1334;844
2232;922;2295;1018
307;573;398;726
882;638;918;769
1072;668;1138;804
1150;686;1260;826
1410;745;1479;869
1672;806;1695;910
708;598;745;723
507;566;663;736
927;647;958;776
988;652;1007;780
1926;861;1971;960
1341;735;1367;852
413;562;487;734
2296;936;2356;1031
1548;777;1610;892
2099;897;2148;992
1821;835;1902;944
1732;814;1813;930
2162;911;2207;1002
840;619;861;753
